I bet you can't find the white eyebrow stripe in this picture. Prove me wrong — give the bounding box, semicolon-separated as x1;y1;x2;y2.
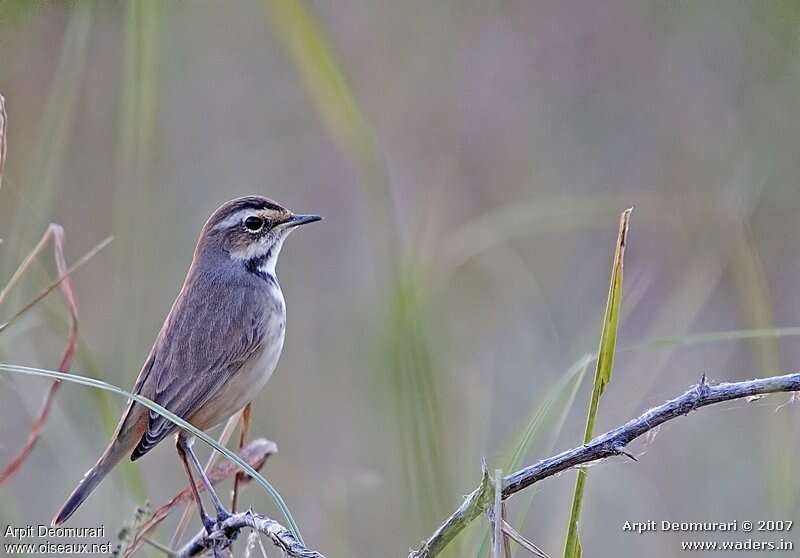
212;209;259;231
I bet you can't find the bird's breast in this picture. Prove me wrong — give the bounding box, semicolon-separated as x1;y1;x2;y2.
240;291;286;396
189;289;286;430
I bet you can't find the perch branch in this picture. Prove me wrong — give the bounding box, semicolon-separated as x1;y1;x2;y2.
176;510;325;558
409;372;800;558
159;373;800;557
123;439;277;557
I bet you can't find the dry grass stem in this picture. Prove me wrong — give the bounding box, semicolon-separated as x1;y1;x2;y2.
0;225;79;483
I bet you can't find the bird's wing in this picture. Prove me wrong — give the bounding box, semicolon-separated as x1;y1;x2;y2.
130;277;266;461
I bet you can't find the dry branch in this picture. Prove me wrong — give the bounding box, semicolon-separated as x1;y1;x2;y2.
408;372;800;558
177;511;325;558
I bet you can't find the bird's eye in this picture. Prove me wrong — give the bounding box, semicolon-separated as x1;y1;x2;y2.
244;216;264;232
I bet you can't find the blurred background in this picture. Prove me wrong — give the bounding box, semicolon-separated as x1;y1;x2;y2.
1;1;800;556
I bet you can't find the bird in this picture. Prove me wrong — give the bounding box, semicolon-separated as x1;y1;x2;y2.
52;195;321;531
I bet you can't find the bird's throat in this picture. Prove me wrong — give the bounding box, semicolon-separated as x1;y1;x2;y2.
244;248;278;283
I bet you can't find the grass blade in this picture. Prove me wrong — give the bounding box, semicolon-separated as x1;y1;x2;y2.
0;92;6;191
0;364;305;544
264;0;395;262
622;327;800;351
110;0;162;373
562;208;632;558
474;353;593;558
3;3;94;275
381;275;451;534
504;354;595;476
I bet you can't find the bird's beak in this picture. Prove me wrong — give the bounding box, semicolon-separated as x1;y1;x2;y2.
282;213;323;228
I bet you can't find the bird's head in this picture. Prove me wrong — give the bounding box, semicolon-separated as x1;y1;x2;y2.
197;195;321;278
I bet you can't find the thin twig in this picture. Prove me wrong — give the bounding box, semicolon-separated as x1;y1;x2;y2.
409;373;800;558
501;520;549;558
256;534;270;558
0;235;113;334
0;224;58;306
143;536;178;557
244;530;259;558
0;92;7;190
492;469;502;558
501;503;512;558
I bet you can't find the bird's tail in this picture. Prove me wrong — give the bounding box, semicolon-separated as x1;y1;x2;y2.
51;439;129;526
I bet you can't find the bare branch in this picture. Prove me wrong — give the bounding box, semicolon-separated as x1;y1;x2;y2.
176;511;325;558
409;373;800;558
503;373;799;494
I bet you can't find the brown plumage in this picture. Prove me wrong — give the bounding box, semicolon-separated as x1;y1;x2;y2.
52;196;320;528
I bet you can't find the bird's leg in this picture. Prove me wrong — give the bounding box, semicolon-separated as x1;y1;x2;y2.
179;434;232;523
176;435;216;534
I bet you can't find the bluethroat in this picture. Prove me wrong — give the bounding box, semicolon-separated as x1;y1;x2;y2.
52;196;321;532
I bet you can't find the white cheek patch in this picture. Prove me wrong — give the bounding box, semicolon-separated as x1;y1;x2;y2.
229;234;271;261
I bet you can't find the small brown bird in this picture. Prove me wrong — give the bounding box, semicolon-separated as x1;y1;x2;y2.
52;196;321;531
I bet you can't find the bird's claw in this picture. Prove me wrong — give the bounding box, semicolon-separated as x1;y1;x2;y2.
215;509;232;525
202;515;216;535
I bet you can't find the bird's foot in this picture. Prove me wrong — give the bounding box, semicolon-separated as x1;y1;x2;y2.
201;512;216;535
215;508;233;526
